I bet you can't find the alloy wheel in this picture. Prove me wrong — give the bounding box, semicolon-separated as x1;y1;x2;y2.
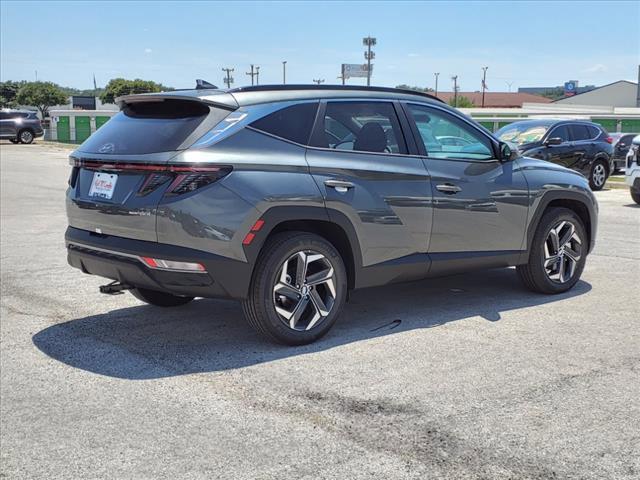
543;221;582;284
592;163;606;188
273;250;336;331
20;130;33;143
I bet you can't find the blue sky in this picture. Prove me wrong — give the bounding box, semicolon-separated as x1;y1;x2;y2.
1;1;638;92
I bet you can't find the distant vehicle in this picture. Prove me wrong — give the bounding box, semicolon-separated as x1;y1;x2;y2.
610;132;638;173
65;85;598;345
0;109;44;144
496;119;614;190
625;134;640;204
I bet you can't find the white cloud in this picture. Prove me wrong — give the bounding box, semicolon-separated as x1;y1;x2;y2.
144;48;153;54
584;63;607;73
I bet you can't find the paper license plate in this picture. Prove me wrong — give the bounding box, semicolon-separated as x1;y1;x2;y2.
89;172;118;200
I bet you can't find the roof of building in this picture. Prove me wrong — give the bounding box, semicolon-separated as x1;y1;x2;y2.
552;80;638;103
434;92;552;108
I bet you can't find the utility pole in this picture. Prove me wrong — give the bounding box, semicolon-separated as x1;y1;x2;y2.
312;79;325;85
506;81;514;92
255;66;260;85
452;75;458;107
481;66;488;108
246;64;257;86
434;72;440;97
363;36;376;86
282;61;287;84
222;68;234;88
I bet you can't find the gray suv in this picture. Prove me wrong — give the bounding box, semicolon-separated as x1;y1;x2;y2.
65;85;598;345
0;109;44;144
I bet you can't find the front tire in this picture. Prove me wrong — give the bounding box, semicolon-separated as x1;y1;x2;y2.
631;189;640;205
18;129;34;144
130;287;194;307
589;160;607;190
242;232;347;345
517;207;587;294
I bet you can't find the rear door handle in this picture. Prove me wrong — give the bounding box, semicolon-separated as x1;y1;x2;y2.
436;183;461;194
325;179;354;193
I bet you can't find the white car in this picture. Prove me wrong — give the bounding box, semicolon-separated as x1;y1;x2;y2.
626;134;640;204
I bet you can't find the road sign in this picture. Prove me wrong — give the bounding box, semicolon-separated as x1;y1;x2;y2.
342;64;373;79
564;81;578;97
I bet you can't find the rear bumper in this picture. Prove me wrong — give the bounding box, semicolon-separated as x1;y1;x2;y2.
65;226;252;299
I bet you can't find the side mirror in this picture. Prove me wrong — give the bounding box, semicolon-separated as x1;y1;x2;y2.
499;142;514;161
545;137;563;146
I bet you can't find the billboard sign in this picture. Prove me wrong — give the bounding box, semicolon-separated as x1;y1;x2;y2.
564;81;578;97
342;63;372;79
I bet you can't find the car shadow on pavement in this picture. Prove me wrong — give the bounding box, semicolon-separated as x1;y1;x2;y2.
33;268;591;379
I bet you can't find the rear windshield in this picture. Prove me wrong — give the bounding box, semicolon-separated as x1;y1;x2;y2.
497;123;550;145
78;99;229;154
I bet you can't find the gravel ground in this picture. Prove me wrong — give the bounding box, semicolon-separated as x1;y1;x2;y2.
1;142;639;479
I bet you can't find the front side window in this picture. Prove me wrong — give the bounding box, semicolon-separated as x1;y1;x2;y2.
250;102;318;145
548;125;570;143
407;104;493;160
312;101;407;154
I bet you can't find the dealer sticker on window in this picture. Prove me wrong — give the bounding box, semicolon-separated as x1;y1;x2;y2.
89;172;118;200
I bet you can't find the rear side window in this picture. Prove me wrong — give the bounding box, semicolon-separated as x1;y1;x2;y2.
588;125;602;138
570;124;592;141
311;101;407;154
250;102;318;145
78;99;228;155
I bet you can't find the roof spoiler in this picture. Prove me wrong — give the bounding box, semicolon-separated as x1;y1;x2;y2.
115;91;238;110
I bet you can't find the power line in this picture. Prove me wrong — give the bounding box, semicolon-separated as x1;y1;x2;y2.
222;68;234;89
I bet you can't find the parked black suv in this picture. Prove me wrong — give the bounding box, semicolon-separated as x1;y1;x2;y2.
496;119;614;190
0;109;44;144
65;85;598;345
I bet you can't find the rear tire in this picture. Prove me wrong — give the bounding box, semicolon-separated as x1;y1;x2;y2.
242;232;347;345
589;160;607;190
631;189;640;205
18;129;34;144
130;287;194;307
517;207;587;294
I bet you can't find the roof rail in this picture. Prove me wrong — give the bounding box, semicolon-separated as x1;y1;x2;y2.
229;84;444;103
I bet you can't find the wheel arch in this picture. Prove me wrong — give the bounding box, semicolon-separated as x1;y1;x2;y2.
526;191;596;257
244;206;362;291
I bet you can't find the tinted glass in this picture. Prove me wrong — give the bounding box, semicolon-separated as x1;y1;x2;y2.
549;125;570;142
313;101;407;154
0;113;7;120
78;100;224;155
408;104;493;160
250;102;318;145
588;125;601;138
571;124;592;141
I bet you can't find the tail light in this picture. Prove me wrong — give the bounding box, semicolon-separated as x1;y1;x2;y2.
70;159;231;196
605;137;613;144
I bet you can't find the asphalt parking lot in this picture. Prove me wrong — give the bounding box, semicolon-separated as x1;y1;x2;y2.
1;142;639;479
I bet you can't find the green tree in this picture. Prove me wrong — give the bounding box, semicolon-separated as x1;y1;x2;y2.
0;80;27;108
396;84;434;93
15;81;68;118
448;95;475;108
100;78;172;104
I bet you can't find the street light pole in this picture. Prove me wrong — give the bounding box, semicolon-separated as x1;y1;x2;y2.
363;36;376;87
282;61;287;84
481;66;488;108
434;72;440;97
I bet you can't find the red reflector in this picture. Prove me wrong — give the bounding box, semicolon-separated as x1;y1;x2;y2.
251;219;265;231
141;257;158;268
605;137;613;144
242;232;256;245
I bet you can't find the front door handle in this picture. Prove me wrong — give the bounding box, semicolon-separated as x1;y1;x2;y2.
436;183;461;194
325;179;354;193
